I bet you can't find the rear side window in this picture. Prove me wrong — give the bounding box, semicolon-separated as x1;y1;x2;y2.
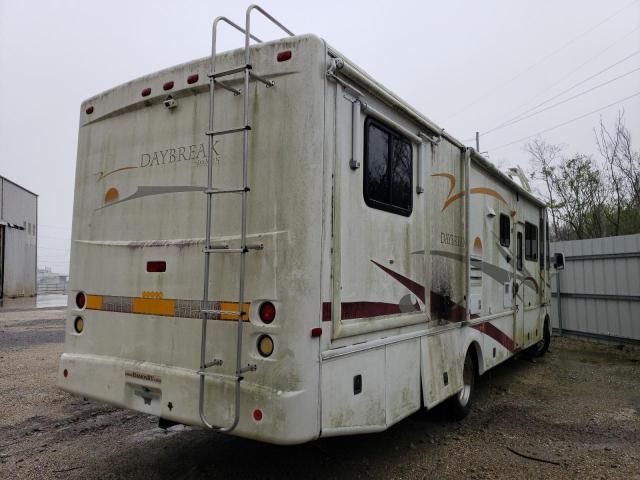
364;117;413;216
499;214;510;247
525;222;538;261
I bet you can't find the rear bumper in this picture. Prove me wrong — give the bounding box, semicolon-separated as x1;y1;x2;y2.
58;353;317;444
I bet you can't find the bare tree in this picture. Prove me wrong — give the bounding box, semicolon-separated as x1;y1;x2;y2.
595;112;624;235
524;138;563;238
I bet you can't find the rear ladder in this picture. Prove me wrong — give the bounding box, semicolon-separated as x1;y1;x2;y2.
198;5;294;433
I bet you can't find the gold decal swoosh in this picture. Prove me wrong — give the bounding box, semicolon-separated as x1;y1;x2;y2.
96;165;139;182
432;172;507;211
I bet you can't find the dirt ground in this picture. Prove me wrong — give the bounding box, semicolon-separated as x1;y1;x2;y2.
1;309;639;480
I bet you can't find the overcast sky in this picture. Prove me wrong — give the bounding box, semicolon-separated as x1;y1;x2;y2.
1;0;639;275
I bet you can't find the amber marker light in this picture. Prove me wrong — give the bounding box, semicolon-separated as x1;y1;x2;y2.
257;335;274;357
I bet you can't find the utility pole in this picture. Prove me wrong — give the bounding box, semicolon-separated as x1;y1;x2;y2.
475;131;479;152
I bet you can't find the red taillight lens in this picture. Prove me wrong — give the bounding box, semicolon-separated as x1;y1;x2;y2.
75;292;86;309
187;73;199;84
277;50;292;62
253;409;263;421
85;106;94;114
259;302;276;324
141;87;152;97
146;261;166;272
63;369;68;378
163;81;174;91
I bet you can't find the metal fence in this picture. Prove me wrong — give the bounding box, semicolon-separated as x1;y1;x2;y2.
550;234;640;344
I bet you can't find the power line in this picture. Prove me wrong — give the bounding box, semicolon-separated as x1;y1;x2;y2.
445;0;640;121
495;23;640;125
481;65;640;135
487;90;640;151
483;48;640;135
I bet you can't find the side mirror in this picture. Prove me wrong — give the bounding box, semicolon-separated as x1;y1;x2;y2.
554;252;565;270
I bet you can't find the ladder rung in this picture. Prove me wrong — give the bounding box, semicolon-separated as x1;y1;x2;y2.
239;364;257;374
204;243;230;250
204;187;249;194
203;359;223;368
203;243;264;254
214;79;241;96
206;125;251;136
249;71;275;88
208;64;251;79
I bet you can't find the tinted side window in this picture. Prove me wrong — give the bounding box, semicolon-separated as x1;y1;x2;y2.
546;220;551;270
499;214;510;247
364;118;413;216
517;232;523;271
539;217;545;268
525;222;538;261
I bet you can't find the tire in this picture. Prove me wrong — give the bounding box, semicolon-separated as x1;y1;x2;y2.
447;350;476;420
531;319;551;357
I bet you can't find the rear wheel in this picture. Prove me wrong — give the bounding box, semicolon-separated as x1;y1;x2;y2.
447;350;476;419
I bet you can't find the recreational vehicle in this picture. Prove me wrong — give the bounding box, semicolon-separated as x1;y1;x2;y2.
59;5;553;444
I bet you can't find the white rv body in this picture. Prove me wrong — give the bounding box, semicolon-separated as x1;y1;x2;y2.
60;27;551;444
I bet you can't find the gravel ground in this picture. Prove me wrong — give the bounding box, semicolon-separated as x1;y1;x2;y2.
1;309;639;480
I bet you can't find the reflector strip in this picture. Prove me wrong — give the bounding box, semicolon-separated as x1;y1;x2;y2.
86;295;103;310
132;298;176;316
84;293;249;320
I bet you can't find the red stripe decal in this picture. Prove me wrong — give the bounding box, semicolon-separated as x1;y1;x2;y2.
472;322;515;352
321;301;420;321
370;260;425;303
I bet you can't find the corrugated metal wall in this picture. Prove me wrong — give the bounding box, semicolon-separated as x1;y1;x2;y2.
550;234;640;343
0;176;38;297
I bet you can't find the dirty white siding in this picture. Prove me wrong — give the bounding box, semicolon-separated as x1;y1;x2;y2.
0;176;38;297
551;234;640;343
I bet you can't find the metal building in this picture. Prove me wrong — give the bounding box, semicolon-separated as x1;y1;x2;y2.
551;234;640;344
0;176;37;298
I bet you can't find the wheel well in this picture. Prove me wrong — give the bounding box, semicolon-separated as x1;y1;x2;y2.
467;341;482;376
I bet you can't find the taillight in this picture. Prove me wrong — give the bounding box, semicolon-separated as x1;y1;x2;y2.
253;409;263;421
146;261;167;272
259;301;276;324
277;50;292;62
75;292;86;309
257;335;274;357
187;73;199;84
163;81;174;91
141;87;152;97
85;106;94;114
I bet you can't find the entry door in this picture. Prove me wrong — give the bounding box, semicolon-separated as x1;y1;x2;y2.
513;223;525;349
